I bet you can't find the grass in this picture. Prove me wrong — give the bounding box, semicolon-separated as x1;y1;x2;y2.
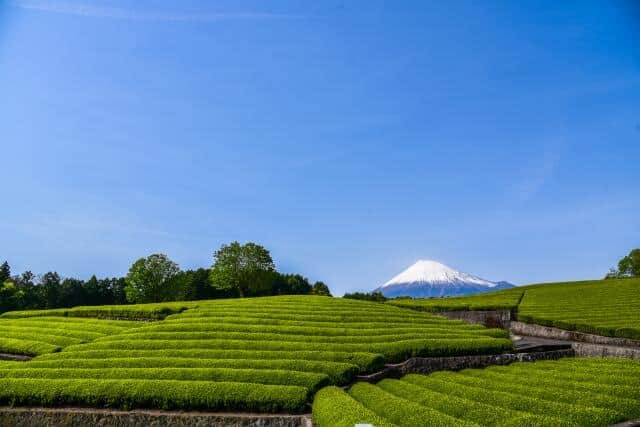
313;358;640;427
387;278;640;341
0;295;512;412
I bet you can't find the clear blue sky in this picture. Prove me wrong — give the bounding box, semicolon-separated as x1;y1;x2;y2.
1;0;639;295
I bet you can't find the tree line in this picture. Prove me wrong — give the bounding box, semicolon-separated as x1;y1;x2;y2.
0;241;331;313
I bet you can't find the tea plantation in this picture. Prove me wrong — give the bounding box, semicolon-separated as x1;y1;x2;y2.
0;295;511;412
388;278;640;340
313;358;640;427
0;317;141;356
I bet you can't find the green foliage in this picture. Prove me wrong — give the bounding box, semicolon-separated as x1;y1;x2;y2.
0;261;10;283
125;254;181;303
388;287;524;312
389;278;640;341
0;295;511;412
312;386;396;427
209;242;275;297
1;302;195;320
608;248;640;278
343;291;387;302
311;281;332;296
0;317;140;355
315;358;640;427
517;278;640;340
0;378;307;413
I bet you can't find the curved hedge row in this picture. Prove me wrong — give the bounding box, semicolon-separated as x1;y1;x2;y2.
0;302;197;320
0;317;141;356
0;378;306;412
313;358;640;426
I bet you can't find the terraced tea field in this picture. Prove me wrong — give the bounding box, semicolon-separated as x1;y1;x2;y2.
388;287;525;312
313;358;640;426
0;296;511;412
0;317;141;356
389;278;640;340
518;278;640;340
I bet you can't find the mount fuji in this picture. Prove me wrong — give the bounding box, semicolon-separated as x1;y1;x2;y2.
374;260;514;298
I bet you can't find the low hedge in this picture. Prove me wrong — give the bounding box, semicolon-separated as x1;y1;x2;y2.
96;329;509;344
12;357;358;384
0;378;307;412
64;337;513;362
312;386;396;427
0;302;196;321
0;368;329;393
0;338;60;356
36;349;385;372
377;379;571;426
349;382;474;427
404;373;622;426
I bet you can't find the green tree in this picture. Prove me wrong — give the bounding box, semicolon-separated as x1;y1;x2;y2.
616;248;640;278
0;261;10;284
209;242;275;297
125;254;180;303
40;271;61;308
312;281;332;296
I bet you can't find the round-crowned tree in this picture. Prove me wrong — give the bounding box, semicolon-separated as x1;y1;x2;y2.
125;253;180;303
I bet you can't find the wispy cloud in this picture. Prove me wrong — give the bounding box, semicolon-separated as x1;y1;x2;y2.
509;140;565;202
13;1;295;22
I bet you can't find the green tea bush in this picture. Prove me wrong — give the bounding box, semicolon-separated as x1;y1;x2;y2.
0;317;141;355
0;378;307;412
314;358;640;427
312;386;396;427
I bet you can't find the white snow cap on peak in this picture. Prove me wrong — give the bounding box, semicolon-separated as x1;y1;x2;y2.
382;259;496;288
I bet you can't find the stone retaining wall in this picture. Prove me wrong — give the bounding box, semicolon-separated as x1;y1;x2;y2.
0;407;313;427
0;353;31;362
435;310;512;329
356;348;574;382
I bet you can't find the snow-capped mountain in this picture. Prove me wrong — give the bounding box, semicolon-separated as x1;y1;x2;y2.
374;260;514;298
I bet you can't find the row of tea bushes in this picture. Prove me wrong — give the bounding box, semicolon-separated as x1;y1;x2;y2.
0;301;197;321
0;317;141;356
313;358;640;427
387;288;525;312
0;295;513;412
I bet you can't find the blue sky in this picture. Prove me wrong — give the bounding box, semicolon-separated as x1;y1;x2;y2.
1;0;639;295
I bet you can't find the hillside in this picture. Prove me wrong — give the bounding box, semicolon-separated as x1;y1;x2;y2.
388;278;640;340
0;295;511;412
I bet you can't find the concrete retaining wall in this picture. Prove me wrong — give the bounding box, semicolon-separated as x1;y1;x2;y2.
435;310;512;329
0;407;313;427
356;348;574;382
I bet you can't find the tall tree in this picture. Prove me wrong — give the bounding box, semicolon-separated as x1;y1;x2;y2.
0;261;10;283
125;254;180;303
40;272;61;308
209;242;275;297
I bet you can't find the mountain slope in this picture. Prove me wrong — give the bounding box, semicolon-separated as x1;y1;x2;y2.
374;260;513;298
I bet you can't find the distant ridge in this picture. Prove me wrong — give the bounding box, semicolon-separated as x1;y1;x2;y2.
374;260;514;298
